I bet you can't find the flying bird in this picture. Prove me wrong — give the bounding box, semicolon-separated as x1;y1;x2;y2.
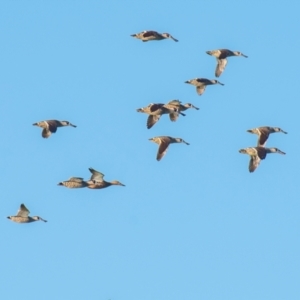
206;49;248;77
58;177;89;188
149;136;189;161
166;100;199;121
7;204;47;223
185;78;224;96
246;126;287;147
131;30;178;42
239;147;285;172
86;168;125;189
33;120;76;138
136;103;182;129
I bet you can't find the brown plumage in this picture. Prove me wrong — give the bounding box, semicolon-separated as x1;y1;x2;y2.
86;168;125;189
33;120;76;138
7;204;47;223
136;103;182;129
166;100;199;121
149;136;189;161
239;147;286;172
184;78;224;95
58;177;89;188
247;126;287;147
206;49;248;77
131;30;178;42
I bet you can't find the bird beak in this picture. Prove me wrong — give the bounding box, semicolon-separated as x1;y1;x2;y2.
170;36;178;42
239;149;246;154
241;53;248;58
40;218;47;222
130;34;136;37
247;129;254;133
281;129;288;134
206;51;212;55
192;105;199;110
217;81;225;86
69;123;77;128
183;140;190;145
278;150;286;155
32;123;38;126
184;81;191;84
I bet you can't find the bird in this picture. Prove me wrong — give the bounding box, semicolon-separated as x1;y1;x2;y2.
7;204;47;223
136;103;183;129
58;177;89;188
206;49;248;77
185;78;224;95
247;126;287;147
33;120;76;138
130;30;178;42
166;100;199;121
239;147;286;172
149;136;190;161
86;168;125;189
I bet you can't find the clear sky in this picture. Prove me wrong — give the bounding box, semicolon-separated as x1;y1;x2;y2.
1;1;299;299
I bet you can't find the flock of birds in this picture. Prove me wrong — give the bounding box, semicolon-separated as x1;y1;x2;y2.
7;29;287;224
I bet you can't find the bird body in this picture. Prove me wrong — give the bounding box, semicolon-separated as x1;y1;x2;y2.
7;204;47;223
206;49;248;77
33;120;76;138
247;126;287;147
185;78;224;95
86;168;125;189
149;136;189;161
137;103;181;129
166;100;199;121
131;30;178;42
239;147;286;172
58;177;89;188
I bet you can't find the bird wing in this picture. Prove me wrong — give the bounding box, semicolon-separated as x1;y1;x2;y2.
42;128;52;138
46;120;58;133
147;115;161;129
89;168;104;181
17;204;30;217
215;58;227;77
257;128;270;147
256;147;267;160
249;156;261;173
142;31;157;38
157;138;170;161
69;177;85;182
169;112;179;122
149;103;164;112
196;85;206;95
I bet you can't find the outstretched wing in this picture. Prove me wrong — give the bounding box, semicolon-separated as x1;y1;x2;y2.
42;128;52;138
89;168;104;182
69;177;85;182
249;156;261;173
157;138;170;161
147;115;161;129
215;58;227;77
258;128;270;147
169;112;179;122
196;85;206;95
17;204;30;217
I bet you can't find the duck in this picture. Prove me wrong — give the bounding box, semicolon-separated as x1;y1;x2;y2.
166;100;199;121
58;177;89;188
206;49;248;77
185;78;224;95
7;204;47;223
131;30;178;42
33;120;76;138
86;168;125;189
149;136;189;161
137;103;183;129
239;147;286;172
247;126;287;147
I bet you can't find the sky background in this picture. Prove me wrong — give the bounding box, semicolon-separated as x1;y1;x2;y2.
1;1;299;299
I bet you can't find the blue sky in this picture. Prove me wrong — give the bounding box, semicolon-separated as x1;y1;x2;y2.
1;1;299;299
